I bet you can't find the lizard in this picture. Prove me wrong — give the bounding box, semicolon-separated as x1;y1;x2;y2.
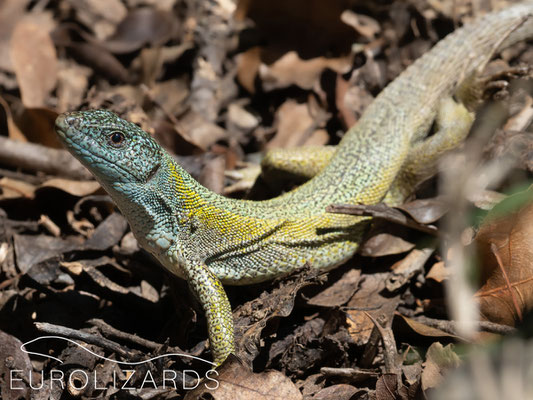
55;2;533;366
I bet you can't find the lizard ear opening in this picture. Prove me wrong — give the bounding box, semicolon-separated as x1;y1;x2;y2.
145;162;161;183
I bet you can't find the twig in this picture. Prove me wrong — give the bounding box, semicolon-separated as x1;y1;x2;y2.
0;136;92;180
89;318;173;352
327;203;438;235
34;322;138;360
363;312;401;377
401;313;516;335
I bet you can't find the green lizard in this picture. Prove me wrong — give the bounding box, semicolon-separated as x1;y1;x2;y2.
55;2;533;365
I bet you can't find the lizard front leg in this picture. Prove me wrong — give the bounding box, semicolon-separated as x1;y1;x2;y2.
182;259;235;365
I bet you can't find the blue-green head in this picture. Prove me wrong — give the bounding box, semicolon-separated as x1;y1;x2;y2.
55;110;163;186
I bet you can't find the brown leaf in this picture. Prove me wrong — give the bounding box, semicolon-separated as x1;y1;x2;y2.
475;195;533;326
10;19;57;108
12;107;61;148
307;269;361;307
396;314;460;339
178;110;227;151
185;355;302;399
397;197;449;224
236;46;262;93
346;272;400;345
0;177;36;200
56;60;92;113
14;234;81;274
312;384;360;400
84;213;128;251
70;0;127;39
0;0;31;72
426;261;450;283
360;233;415;257
40;179;101;197
259;51;351;91
375;374;399;400
266;100;328;150
421;343;461;392
0;330;33;399
102;8;177;54
340;10;380;39
66;41;130;83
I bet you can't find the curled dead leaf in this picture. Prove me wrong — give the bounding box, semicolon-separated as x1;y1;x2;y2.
475;191;533;326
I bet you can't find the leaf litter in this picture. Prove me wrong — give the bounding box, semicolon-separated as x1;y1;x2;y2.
0;0;532;399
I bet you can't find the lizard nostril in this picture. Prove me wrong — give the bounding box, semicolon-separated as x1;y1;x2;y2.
65;115;80;129
55;113;81;132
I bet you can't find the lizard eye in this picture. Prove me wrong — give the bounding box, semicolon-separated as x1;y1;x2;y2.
108;131;126;147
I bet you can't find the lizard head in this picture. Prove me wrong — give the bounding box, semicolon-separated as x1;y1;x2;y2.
55;110;163;186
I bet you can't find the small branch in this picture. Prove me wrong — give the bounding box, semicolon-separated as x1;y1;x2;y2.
89;318;175;352
0;136;92;180
34;322;137;360
403;314;516;335
327;203;438;235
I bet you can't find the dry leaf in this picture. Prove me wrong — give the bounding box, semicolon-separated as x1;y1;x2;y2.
266;100;327;150
396;314;460;339
0;0;31;72
185;355;302;399
475;193;533;326
10;19;57;108
40;179;101;197
103;7;177;54
397;197;449;224
0;177;36;200
426;261;450;283
308;269;361;307
421;343;461;392
260;51;351;91
360;233;415;257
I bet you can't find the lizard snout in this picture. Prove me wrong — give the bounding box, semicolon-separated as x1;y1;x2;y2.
55;112;81;135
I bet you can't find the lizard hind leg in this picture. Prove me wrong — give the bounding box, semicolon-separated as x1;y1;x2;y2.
384;97;475;205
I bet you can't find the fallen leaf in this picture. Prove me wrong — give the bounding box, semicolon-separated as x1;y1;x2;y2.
308;269;361;307
397;197;449;224
178;110;227;150
475;188;533;326
185;355;302;399
421;343;461;392
312;384;360;400
236;46;261;93
266;100;328;150
260;51;351;91
10;18;57;108
102;8;177;54
426;261;450;283
14;234;81;274
12;107;60;148
0;330;33;399
0;177;36;199
346;272;400;345
360;233;415;257
396;314;460;339
40;179;101;197
375;374;399;400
